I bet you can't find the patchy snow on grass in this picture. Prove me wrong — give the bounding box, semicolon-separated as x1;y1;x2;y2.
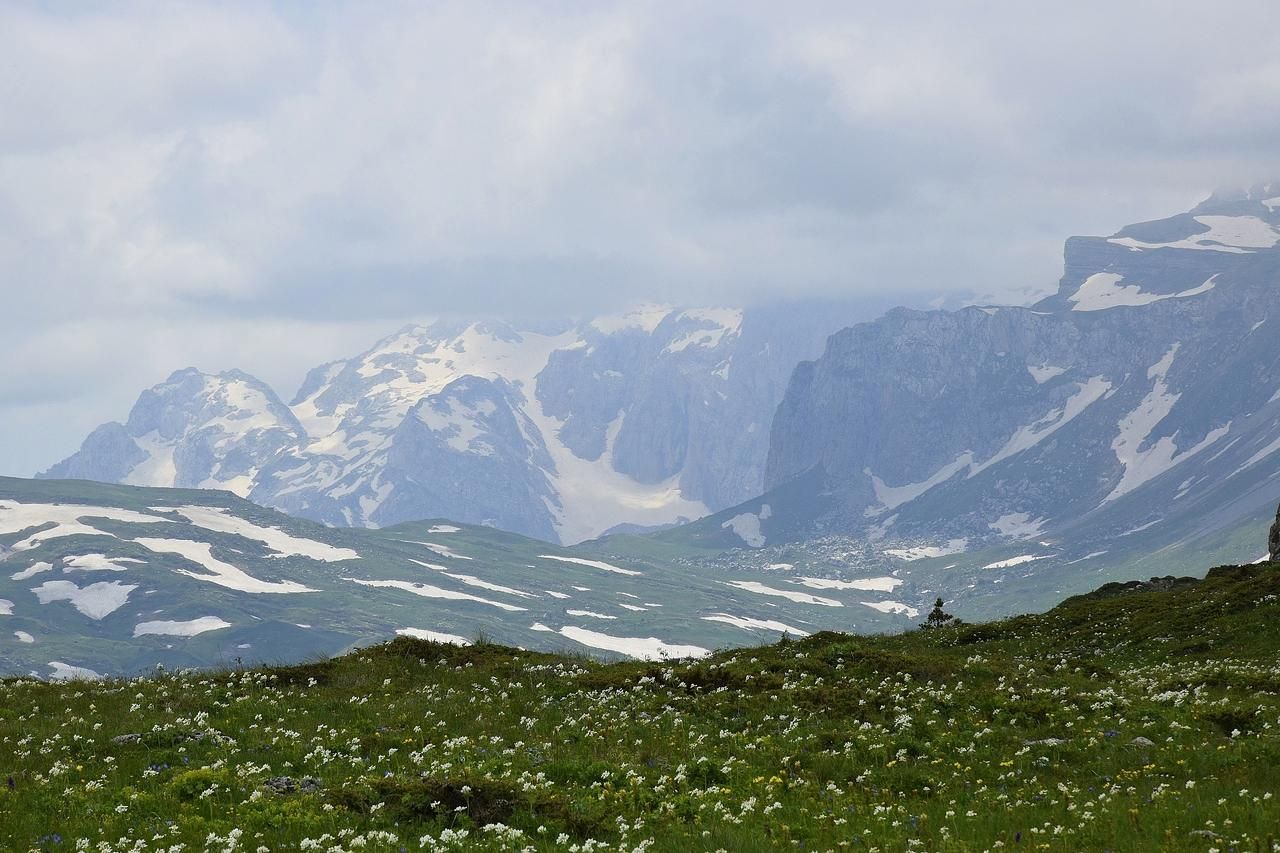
725;580;842;607
982;554;1049;569
395;628;471;645
427;524;461;534
409;560;536;598
133;539;318;594
346;578;527;611
169;505;358;561
538;554;641;576
544;590;571;599
14;630;34;643
10;562;53;581
566;609;617;620
440;572;537;599
0;500;166;551
62;554;134;573
793;576;902;592
557;626;709;661
133;616;232;638
401;540;474;561
702;613;810;636
48;661;102;681
32;580;136;619
860;600;920;618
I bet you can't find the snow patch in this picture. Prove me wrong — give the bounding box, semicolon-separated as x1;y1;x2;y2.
1104;345;1229;502
565;609;617;620
792;576;902;592
663;308;744;354
724;580;842;607
346;578;526;611
883;539;967;561
10;562;53;581
1109;216;1280;253
396;628;472;645
1027;364;1067;383
133;616;232;638
556;626;709;661
14;630;34;644
721;504;770;548
168;505;358;561
1069;273;1217;311
703;614;810;636
32;580;136;619
590;304;674;335
537;554;641;576
867;455;973;513
859;600;920;618
982;554;1048;569
989;513;1047;539
134;539;318;594
62;554;133;572
0;500;166;551
48;661;102;681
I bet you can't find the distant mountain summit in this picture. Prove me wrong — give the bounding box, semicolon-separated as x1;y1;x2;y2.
46;369;304;495
44;304;873;543
713;188;1280;562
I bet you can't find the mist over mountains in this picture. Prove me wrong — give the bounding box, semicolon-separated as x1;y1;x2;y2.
43;303;878;544
46;186;1280;558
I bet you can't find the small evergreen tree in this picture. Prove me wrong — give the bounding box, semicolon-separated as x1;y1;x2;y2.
921;597;956;630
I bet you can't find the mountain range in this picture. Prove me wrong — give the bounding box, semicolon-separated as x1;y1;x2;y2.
25;184;1280;670
44;303;881;544
666;185;1280;568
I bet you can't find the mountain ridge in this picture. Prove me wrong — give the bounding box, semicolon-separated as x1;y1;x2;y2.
43;303;879;544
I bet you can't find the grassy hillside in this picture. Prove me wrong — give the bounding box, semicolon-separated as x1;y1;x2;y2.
1;476;929;679
3;562;1279;851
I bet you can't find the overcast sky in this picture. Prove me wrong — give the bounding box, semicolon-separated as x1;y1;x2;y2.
3;0;1278;476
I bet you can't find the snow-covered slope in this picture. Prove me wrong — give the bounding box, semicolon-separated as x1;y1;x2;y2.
45;305;870;543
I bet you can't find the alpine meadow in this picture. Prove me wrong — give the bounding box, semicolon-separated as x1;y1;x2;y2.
3;3;1280;851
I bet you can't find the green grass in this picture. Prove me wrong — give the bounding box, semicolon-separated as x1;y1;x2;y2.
3;563;1280;852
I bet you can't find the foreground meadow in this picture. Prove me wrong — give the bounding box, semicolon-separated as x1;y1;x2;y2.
3;563;1279;852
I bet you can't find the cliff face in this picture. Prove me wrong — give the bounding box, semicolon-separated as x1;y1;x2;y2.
764;185;1280;547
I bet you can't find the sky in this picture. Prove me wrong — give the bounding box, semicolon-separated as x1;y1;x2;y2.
2;0;1279;476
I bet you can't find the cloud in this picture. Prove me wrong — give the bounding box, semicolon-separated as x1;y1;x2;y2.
2;0;1278;474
